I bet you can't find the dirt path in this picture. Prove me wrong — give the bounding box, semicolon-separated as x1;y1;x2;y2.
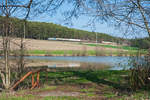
14;84;106;100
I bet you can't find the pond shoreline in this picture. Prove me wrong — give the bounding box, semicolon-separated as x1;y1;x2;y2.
0;54;143;57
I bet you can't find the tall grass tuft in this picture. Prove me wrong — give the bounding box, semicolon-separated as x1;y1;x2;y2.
63;51;67;56
129;49;150;90
95;47;105;56
76;51;80;56
45;51;52;56
117;49;124;56
81;46;87;56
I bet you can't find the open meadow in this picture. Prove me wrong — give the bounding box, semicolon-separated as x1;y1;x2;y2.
0;38;146;56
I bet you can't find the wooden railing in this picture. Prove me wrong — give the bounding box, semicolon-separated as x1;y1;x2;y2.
11;70;41;90
10;66;74;90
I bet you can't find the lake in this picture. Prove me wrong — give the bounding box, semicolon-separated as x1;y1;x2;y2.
25;56;132;70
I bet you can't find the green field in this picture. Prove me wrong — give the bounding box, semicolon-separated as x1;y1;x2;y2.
0;42;147;56
1;68;150;100
26;49;147;56
25;43;147;56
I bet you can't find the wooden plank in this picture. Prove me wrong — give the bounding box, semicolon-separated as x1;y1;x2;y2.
37;72;40;88
11;71;33;90
31;82;37;89
11;69;41;90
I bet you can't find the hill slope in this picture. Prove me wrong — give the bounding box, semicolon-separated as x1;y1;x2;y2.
0;16;124;43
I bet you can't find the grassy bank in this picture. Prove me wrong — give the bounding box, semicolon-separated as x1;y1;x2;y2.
84;43;139;51
1;68;150;100
26;49;147;56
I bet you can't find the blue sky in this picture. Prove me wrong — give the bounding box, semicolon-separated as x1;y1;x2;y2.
4;0;149;39
9;0;123;38
28;2;148;39
31;12;149;39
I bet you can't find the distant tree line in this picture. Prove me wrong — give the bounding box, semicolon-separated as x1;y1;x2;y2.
130;38;150;49
27;21;123;43
0;16;124;43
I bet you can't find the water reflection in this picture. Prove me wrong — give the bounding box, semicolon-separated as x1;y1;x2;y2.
25;56;133;70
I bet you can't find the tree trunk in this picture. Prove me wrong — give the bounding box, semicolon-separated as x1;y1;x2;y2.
1;17;11;89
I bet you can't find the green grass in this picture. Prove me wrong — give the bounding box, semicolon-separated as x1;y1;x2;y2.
103;92;116;98
26;49;147;56
0;94;36;100
80;88;96;92
44;96;81;100
26;50;73;55
26;50;49;55
39;69;150;99
1;69;150;100
85;43;139;50
31;85;57;92
0;95;80;100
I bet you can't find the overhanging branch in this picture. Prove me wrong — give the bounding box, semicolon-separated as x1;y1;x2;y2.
0;5;27;8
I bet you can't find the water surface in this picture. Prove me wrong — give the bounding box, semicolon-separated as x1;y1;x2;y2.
25;56;132;70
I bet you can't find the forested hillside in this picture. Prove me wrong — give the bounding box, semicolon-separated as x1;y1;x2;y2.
0;16;124;43
26;21;124;43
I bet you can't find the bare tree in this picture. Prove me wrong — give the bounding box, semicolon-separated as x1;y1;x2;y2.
0;0;33;90
0;0;69;90
49;0;149;38
75;0;150;37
